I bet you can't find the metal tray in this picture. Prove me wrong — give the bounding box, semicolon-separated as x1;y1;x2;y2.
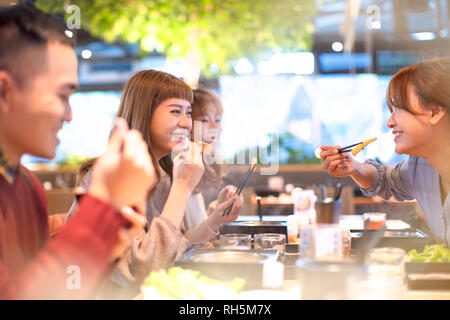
175;248;279;290
219;220;288;238
350;229;432;252
178;249;279;264
406;262;450;290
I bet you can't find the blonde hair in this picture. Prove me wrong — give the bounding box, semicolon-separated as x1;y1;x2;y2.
192;88;224;118
191;88;224;191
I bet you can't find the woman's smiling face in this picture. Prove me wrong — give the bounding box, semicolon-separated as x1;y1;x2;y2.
149;97;192;160
191;103;222;144
386;85;435;157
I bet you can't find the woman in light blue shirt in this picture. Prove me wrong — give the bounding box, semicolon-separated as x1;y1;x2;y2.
320;57;450;245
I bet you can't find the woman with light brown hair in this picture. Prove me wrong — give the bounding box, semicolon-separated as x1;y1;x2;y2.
73;69;194;189
67;70;241;297
320;57;450;245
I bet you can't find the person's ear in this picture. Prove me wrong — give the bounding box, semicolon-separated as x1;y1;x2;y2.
0;71;14;113
429;105;447;125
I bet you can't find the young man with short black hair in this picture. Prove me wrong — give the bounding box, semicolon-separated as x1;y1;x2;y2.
0;4;156;299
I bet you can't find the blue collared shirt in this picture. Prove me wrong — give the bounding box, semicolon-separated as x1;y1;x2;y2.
362;156;450;245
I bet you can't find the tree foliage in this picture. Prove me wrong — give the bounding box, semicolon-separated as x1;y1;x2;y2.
37;0;316;77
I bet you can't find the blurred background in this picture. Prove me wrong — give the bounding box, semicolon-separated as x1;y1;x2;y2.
3;0;448;218
10;0;447;167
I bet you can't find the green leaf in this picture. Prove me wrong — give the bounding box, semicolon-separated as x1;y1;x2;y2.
36;0;316;78
142;267;245;299
405;244;450;263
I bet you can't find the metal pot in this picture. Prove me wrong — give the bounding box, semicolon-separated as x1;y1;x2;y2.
294;258;365;299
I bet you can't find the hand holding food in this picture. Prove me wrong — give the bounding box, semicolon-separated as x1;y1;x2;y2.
350;137;377;156
320;145;357;177
196;141;213;156
172;140;205;193
88;118;157;209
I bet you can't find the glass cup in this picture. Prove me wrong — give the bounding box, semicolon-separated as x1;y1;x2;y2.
287;214;300;244
299;224;343;260
366;247;406;278
363;247;407;299
219;234;251;250
254;233;286;254
363;212;387;230
341;228;352;258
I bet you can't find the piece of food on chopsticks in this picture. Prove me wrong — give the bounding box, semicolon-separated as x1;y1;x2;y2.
196;141;212;154
405;244;450;263
177;141;211;160
351;137;377;156
141;267;246;300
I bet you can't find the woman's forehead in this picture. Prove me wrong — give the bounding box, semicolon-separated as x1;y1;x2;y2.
160;97;191;108
200;103;222;116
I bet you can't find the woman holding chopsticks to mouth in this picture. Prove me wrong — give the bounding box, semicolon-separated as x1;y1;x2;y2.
320;57;450;246
67;70;242;298
66;70;202;295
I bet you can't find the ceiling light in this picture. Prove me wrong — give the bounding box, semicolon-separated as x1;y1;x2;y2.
331;41;344;52
81;49;92;59
65;30;74;38
370;20;381;29
410;32;435;41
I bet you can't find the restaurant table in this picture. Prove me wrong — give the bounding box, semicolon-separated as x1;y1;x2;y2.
136;215;449;300
235;215;450;300
280;280;450;300
406;290;450;299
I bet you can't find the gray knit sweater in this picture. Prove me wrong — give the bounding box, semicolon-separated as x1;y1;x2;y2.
66;171;192;298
